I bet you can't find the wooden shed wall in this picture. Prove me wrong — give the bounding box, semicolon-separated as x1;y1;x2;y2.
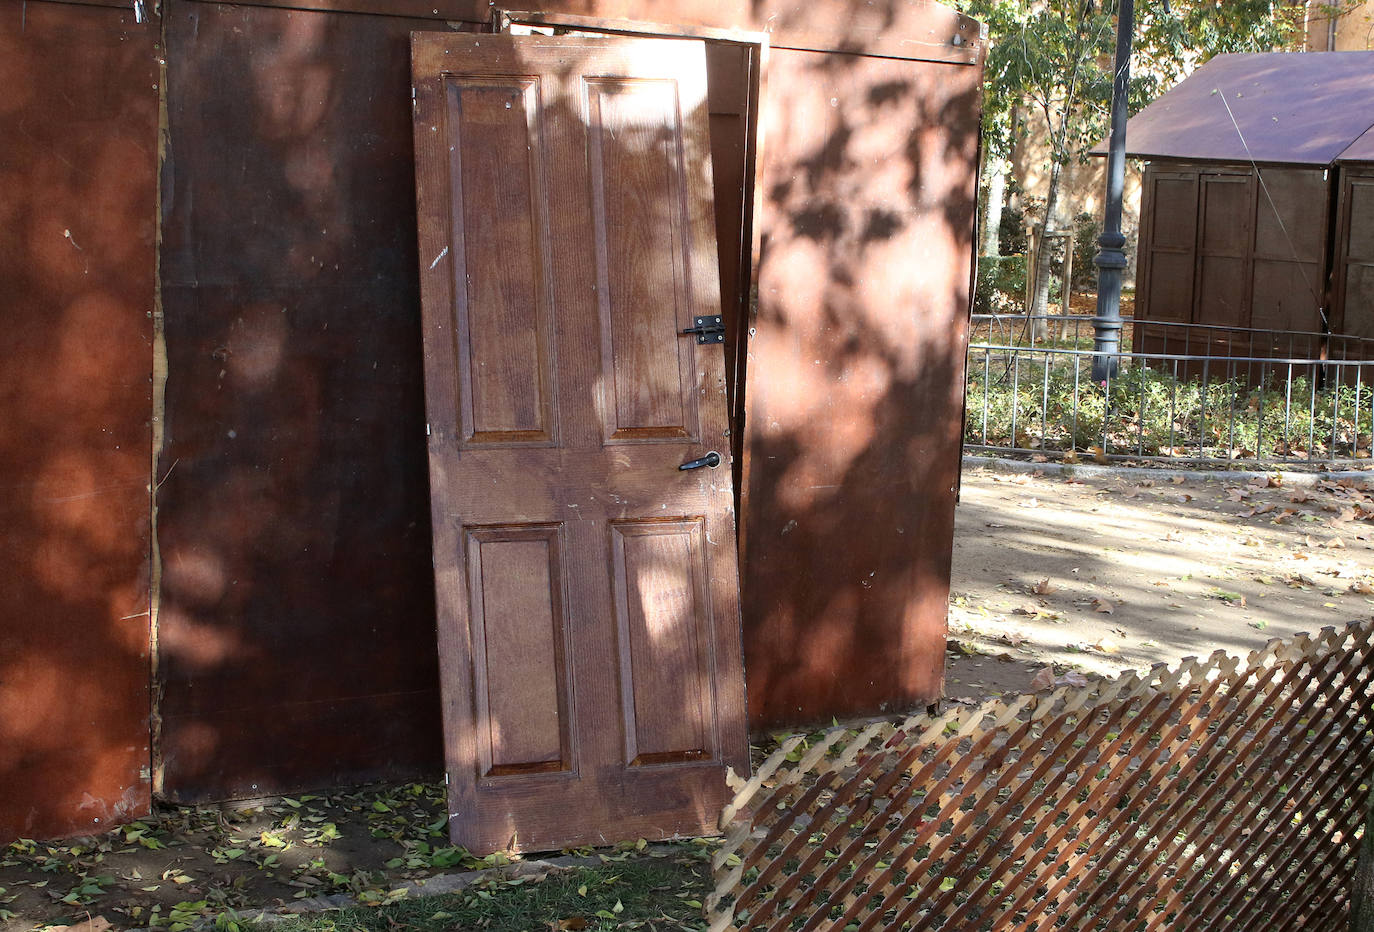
1134;161;1331;359
740;47;982;727
1332;167;1374;341
0;1;158;840
0;0;982;835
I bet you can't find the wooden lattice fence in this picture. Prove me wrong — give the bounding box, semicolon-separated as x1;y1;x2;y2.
708;620;1374;931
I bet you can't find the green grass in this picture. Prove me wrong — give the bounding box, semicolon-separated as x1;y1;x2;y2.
965;358;1374;461
232;856;710;932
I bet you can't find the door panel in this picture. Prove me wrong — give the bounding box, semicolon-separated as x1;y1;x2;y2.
446;76;558;446
612;518;715;766
587;78;700;442
465;524;573;777
412;32;748;854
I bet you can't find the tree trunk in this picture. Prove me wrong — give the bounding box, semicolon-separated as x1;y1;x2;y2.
981;156;1006;258
1027;156;1064;341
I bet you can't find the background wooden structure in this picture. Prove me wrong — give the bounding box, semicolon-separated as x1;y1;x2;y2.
0;0;983;841
1118;53;1374;359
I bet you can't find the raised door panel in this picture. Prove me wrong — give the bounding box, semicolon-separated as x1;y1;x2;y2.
1138;170;1198;326
1335;178;1374;339
1150;175;1200;250
445;76;558;447
587;77;701;443
1199;175;1252;255
464;525;574;778
1349;181;1374;262
611;518;716;767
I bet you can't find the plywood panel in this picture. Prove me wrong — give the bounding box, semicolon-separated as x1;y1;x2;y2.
611;519;713;766
447;77;558;445
157;3;448;803
1254;168;1326;261
1197;256;1249;329
0;0;157;841
587;77;698;442
466;526;571;776
739;47;982;728
1145;253;1197;323
1252;259;1324;333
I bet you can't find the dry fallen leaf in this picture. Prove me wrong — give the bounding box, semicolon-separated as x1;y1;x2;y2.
1092;598;1115;614
1171;476;1187;485
1032;578;1056;596
1030;667;1056;691
1030;453;1048;463
1091;637;1121;654
40;920;112;932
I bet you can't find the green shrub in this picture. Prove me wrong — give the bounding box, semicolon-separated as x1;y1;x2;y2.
964;357;1374;461
1072;212;1100;290
975;255;1028;315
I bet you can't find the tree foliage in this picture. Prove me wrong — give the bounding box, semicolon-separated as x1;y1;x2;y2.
956;0;1307;163
951;0;1308;318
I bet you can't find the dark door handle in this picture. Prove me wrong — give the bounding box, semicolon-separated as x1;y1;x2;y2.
679;451;721;471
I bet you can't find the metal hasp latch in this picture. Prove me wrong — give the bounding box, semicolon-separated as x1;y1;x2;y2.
681;316;725;344
678;451;721;471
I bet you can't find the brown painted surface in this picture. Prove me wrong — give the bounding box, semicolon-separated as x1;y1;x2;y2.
156;3;453;802
1134;162;1331;363
1332;168;1374;341
739;47;982;729
212;0;982;61
412;33;749;852
0;1;157;838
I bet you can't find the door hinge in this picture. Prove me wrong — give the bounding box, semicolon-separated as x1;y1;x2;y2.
680;316;725;344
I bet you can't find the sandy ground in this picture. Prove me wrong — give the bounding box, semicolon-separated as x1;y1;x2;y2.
945;462;1374;701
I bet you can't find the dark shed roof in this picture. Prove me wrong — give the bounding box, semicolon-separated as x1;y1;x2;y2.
1339;124;1374;164
1095;51;1374;166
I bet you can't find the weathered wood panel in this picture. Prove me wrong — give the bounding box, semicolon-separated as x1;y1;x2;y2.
739;47;983;728
0;0;158;839
413;33;748;853
156;3;451;801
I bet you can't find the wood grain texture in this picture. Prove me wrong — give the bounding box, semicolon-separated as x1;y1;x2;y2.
465;526;571;775
157;3;452;803
0;0;157;841
413;32;748;854
738;46;983;729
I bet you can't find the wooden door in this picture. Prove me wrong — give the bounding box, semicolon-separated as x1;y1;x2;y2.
411;32;749;854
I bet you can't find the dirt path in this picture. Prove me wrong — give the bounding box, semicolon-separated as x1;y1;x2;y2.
946;463;1374;701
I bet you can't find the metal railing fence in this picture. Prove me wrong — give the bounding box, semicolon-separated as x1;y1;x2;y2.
965;315;1374;465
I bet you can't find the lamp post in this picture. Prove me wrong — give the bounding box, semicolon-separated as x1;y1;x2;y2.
1092;0;1134;382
